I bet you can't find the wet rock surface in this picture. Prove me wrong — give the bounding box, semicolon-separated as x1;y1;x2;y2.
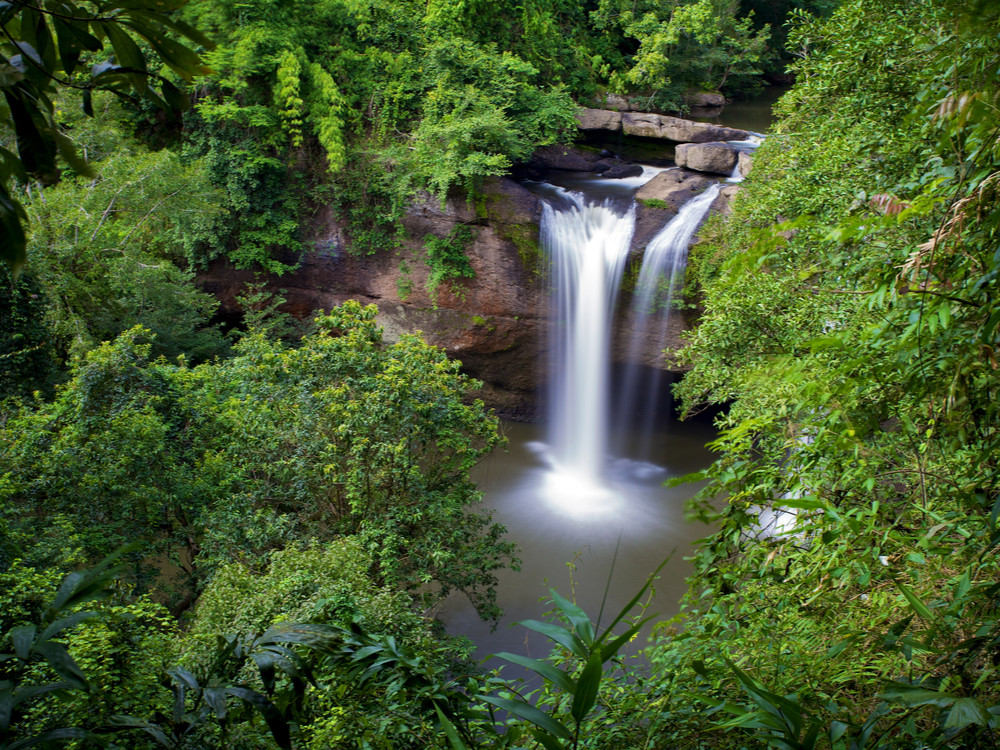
632;170;714;251
674;142;739;174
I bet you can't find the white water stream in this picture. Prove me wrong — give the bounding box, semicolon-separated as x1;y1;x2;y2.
616;182;722;455
541;194;635;510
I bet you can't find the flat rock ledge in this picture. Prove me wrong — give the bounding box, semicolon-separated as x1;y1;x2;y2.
576;107;751;143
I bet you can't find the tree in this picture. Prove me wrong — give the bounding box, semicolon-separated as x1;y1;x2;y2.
645;0;1000;746
0;0;211;274
0;302;516;619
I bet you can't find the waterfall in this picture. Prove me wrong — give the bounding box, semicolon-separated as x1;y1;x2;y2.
616;183;722;454
540;192;634;509
531;176;722;514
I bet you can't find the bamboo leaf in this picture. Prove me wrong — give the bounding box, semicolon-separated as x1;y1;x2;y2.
492;651;575;694
548;589;595;646
570;651;603;723
515;619;587;658
433;703;468;750
894;580;934;620
482;695;573;740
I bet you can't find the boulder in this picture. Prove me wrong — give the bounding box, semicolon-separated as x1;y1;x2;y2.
686;105;724;120
595;162;644;179
622;112;750;143
632;169;713;251
674;142;739;175
684;91;726;108
711;184;741;217
738;150;754;178
526;144;606;172
575;107;622;132
595;93;632;111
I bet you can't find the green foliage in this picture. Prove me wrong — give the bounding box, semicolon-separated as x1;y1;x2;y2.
0;301;514;619
0;551;127;749
0;0;210;274
180;541;474;749
0;270;56;402
485;562;666;750
21;119;227;364
404;38;577;200
594;0;772;109
186;301;514;619
648;0;1000;747
185;541;431;655
425;224;476;302
176;0;766;267
0;328;214;589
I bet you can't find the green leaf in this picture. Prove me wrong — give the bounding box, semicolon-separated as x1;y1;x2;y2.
482;695;573;740
34;642;89;690
530;728;566;750
38;612;96;645
880;686;956;708
945;697;991;729
123;21;206;80
0;183;26;275
433;703;468;750
225;686;291;750
548;589;596;646
492;652;575;694
11;625;35;660
5;727;89;750
894;580;934;620
598;618;653;663
570;651;603;723
100;22;148;77
515;619;587;659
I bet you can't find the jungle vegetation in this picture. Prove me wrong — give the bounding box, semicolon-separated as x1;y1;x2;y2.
2;0;999;747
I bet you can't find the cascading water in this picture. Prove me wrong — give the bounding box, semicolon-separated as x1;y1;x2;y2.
538;191;635;512
616;183;722;455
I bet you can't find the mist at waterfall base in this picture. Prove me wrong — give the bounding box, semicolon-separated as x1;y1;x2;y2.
438;169;721;667
441;416;717;667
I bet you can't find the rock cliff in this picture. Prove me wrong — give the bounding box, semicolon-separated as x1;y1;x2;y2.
199;148;740;418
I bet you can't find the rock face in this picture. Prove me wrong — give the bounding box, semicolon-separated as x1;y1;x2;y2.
575;107;751;143
200;146;739;417
528;143;606;171
674;142;739;175
199;178;550;418
576;107;623;131
632;169;713;251
597;93;633;111
684;91;726;108
622;112;750;143
738;150;754;178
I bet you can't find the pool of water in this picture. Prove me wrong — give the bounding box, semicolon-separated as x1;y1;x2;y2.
438;417;717;667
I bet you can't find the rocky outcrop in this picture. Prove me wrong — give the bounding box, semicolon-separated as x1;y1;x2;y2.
595;93;633;111
200;143;739;416
632;169;713;251
674;142;738;175
199;177;550;418
527;143;606;171
738;150;754;178
684;91;726;108
576;107;623;131
575;107;752;143
517;144;642;181
622;112;750;143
